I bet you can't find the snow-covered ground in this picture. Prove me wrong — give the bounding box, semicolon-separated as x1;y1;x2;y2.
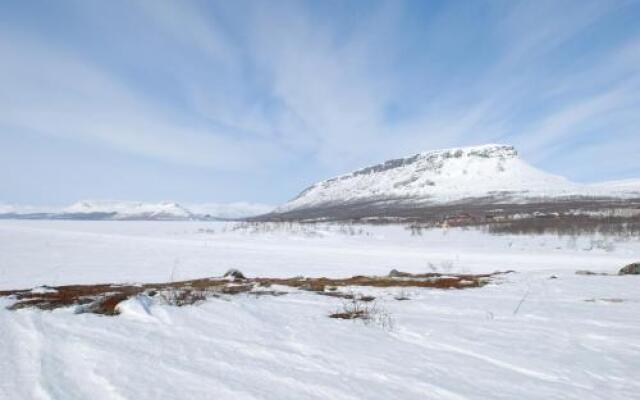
1;220;639;289
0;220;639;399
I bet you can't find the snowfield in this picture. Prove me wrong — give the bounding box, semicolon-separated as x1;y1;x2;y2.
0;220;639;399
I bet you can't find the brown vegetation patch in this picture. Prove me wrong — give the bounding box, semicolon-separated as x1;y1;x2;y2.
254;270;508;290
0;269;510;315
3;284;143;314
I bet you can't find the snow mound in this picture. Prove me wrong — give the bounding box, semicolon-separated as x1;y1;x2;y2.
115;295;155;321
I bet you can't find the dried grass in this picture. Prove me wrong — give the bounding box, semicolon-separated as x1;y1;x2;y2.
1;270;510;315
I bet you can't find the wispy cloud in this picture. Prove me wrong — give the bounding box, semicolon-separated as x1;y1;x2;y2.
0;30;284;170
0;0;638;203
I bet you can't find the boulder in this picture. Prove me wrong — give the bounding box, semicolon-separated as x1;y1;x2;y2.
619;263;640;275
223;269;246;280
388;269;412;278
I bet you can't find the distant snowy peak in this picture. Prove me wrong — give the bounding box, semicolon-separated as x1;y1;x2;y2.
0;200;273;220
63;200;273;219
64;200;193;220
278;144;639;213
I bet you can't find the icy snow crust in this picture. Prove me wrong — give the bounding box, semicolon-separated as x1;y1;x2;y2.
278;144;640;212
0;220;639;399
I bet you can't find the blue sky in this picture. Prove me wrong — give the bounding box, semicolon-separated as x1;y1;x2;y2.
1;0;639;205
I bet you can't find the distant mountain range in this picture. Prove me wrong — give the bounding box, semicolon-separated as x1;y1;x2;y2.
4;144;639;223
0;200;273;221
258;144;640;222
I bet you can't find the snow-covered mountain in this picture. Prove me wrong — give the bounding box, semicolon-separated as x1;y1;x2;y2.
62;200;194;220
0;200;273;220
269;144;640;219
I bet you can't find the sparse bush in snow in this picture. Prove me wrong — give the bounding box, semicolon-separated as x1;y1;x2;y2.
394;288;411;301
586;238;616;252
157;288;207;307
330;298;394;331
427;260;455;273
440;260;454;272
221;221;371;237
483;215;640;238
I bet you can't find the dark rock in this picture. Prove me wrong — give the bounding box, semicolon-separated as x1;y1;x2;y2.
223;269;246;280
388;269;411;278
619;262;640;275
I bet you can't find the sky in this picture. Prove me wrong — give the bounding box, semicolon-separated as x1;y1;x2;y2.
1;0;639;205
